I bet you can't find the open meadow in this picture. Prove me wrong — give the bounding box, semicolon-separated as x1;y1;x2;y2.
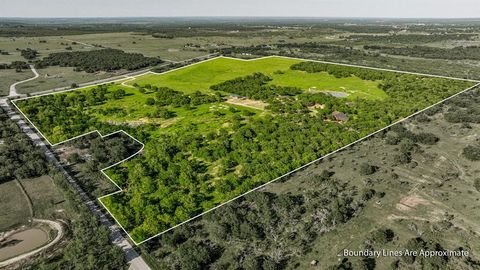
0;69;34;96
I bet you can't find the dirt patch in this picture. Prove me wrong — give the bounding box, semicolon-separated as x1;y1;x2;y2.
56;146;89;161
396;194;431;211
325;91;349;98
0;228;48;262
387;214;431;222
225;98;267;110
106;117;181;129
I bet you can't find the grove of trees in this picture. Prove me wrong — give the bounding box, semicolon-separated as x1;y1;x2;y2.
0;108;47;183
35;48;163;72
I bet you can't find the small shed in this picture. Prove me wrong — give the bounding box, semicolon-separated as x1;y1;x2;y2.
332;111;349;122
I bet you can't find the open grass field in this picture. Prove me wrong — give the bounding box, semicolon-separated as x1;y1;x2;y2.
54;32;343;62
0;36;92;64
0;180;31;231
16;66;120;94
0;175;68;232
0;68;34;96
130;57;385;99
19;175;67;219
14;56;476;243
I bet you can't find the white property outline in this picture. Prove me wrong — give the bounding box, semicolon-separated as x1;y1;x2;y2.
10;55;480;245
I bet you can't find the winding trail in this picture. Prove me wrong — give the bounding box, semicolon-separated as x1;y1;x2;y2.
9;65;39;97
0;219;64;268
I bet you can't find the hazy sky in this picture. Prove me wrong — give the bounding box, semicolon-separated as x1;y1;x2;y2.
1;0;479;18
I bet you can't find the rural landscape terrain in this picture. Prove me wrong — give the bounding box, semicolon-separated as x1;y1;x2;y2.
1;16;480;270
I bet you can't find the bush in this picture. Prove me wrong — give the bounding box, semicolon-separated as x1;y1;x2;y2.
371;228;395;244
415;132;439;145
145;98;155;105
360;163;377;175
474;178;480;192
463;145;480;161
394;152;411;164
112;89;125;99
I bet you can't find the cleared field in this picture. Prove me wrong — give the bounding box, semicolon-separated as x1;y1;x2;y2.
0;181;30;231
14;56;476;243
16;66;120;94
0;69;34;96
55;32;343;62
130;57;385;99
0;36;92;64
19;175;66;219
0;175;66;232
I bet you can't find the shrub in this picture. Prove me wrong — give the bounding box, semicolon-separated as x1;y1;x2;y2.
474;178;480;192
463;145;480;161
360;163;377;175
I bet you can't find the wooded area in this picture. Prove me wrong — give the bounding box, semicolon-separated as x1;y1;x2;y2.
35;49;163;72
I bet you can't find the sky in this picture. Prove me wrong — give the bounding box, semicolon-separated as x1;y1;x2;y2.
1;0;480;18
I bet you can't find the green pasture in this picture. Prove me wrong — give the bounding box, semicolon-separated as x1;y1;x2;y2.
39;56;386;141
128;56;386;99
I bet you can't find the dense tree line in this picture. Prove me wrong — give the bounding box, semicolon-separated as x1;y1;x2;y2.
19;48;38;60
0;61;29;71
291;61;392;80
365;45;480;61
210;72;302;101
0;108;47;183
214;43;373;60
444;89;480;124
27;168;127;269
347;33;476;44
35;49;163;72
142;85;221;107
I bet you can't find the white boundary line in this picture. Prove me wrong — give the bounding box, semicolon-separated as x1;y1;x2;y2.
10;55;480;245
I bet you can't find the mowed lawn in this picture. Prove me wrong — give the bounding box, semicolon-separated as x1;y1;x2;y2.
128;56;386;99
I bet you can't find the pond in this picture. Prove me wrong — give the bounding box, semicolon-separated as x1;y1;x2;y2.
0;228;49;262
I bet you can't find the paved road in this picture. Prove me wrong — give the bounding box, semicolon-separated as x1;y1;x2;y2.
9;65;39;97
0;100;151;270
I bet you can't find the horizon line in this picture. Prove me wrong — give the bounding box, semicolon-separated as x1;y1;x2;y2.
1;16;480;20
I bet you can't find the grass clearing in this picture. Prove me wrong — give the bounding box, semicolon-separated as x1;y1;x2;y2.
19;175;66;219
0;36;92;63
130;57;385;99
0;181;31;231
16;66;121;94
0;69;34;96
